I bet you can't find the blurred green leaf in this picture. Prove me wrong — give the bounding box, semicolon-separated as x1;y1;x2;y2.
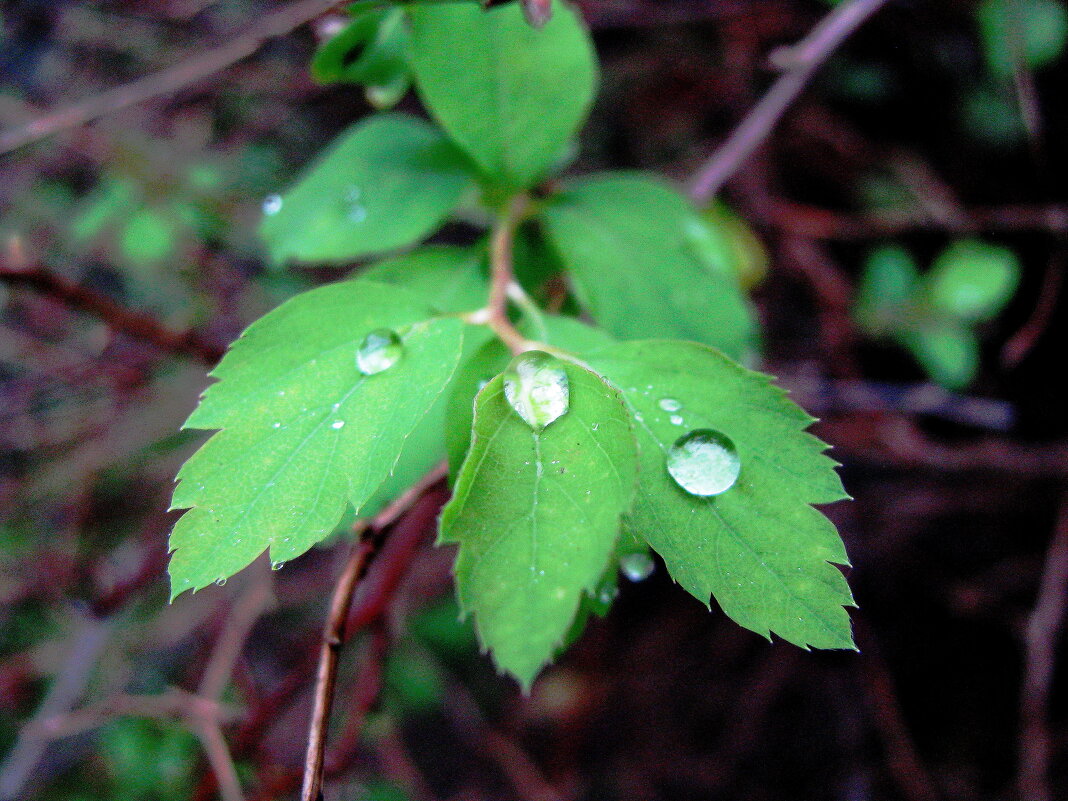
977;0;1068;77
925;239;1021;322
854;244;921;334
900;321;980;390
311;8;411;108
120;208;177;269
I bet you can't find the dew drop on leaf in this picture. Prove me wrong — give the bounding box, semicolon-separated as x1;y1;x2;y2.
620;552;655;582
271;561;285;571
503;351;570;431
658;397;682;412
356;328;403;375
331;420;345;429
262;194;283;215
214;578;227;587
666;429;741;497
669;414;684;426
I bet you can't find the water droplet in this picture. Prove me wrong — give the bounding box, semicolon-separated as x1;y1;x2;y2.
262;194;283;215
356;328;403;375
331;420;345;430
271;561;285;571
214;578;227;587
348;204;367;223
620;552;655;582
344;185;361;202
658;398;682;412
503;351;569;431
667;429;741;496
670;414;684;426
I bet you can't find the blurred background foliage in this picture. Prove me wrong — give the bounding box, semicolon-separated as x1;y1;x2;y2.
1;0;1067;800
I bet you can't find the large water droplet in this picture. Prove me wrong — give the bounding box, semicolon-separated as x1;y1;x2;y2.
667;429;741;496
503;351;569;431
356;328;403;375
620;552;655;582
262;194;283;215
658;397;682;412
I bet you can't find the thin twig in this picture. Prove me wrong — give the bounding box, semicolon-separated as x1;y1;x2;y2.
194;722;246;801
689;0;892;201
0;262;223;364
1018;497;1068;801
0;0;360;155
300;463;448;801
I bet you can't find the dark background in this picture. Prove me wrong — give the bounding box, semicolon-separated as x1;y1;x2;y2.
1;1;1066;800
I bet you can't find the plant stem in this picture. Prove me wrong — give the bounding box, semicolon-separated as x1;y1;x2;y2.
487;195;535;355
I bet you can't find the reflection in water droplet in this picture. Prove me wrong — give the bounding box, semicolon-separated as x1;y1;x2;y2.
271;561;285;571
669;414;684;426
658;398;682;412
356;328;403;375
667;429;741;497
503;351;569;431
620;552;655;582
262;194;283;215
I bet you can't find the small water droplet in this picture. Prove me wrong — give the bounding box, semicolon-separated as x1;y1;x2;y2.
348;204;367;223
331;420;345;429
214;578;227;587
356;328;403;375
344;185;361;202
503;351;569;431
271;561;285;571
658;397;682;412
670;414;684;426
262;194;283;215
620;552;655;582
271;421;281;429
667;429;741;496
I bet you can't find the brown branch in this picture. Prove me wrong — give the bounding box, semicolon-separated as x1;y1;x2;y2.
1018;497;1068;801
689;0;892;201
0;0;360;155
300;463;448;801
0;262;224;364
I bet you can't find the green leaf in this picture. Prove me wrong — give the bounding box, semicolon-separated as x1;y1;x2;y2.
854;244;920;334
311;8;411;108
586;340;855;650
900;322;980;390
540;173;759;360
359;246;488;314
442;315;614;480
168;281;464;598
406;0;597;189
978;0;1068;78
260;114;476;265
925;239;1021;323
440;362;638;687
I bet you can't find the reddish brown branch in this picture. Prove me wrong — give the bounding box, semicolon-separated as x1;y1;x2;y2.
300;464;449;801
0;263;223;364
